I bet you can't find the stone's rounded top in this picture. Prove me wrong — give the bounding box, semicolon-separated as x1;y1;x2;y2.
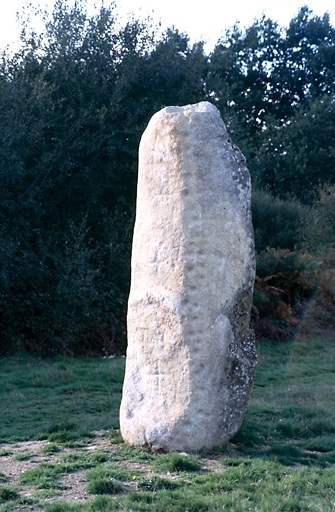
145;101;227;139
162;101;219;116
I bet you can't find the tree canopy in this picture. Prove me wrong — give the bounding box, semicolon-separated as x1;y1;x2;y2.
207;7;335;200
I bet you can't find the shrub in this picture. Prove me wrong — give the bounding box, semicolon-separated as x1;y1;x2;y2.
0;216;128;357
297;251;335;339
251;188;306;252
252;248;316;339
300;185;335;254
251;187;335;340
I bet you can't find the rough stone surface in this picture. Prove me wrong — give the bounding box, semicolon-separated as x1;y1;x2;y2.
120;101;257;452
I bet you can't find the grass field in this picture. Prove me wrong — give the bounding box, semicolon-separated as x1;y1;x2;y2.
1;337;335;511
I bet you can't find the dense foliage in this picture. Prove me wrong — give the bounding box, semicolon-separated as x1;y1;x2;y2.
0;1;334;353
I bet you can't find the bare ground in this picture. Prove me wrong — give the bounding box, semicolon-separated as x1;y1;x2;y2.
0;433;226;510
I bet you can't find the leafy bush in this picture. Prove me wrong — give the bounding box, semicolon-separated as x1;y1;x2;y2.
300;185;335;254
298;251;335;339
0;212;129;356
251;188;307;252
251;187;335;340
252;248;316;339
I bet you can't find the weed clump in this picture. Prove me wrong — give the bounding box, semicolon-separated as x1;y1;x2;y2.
14;452;34;461
86;477;123;495
138;476;180;491
0;449;12;457
0;472;8;483
45;501;84;511
153;452;202;473
42;443;62;455
0;484;19;501
19;463;63;489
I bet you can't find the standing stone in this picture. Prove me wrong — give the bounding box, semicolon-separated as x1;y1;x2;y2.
120;101;257;452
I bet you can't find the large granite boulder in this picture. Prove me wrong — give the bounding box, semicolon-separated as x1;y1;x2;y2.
120;101;257;452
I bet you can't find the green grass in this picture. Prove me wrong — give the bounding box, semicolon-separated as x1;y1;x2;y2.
13;452;34;461
19;462;64;489
1;338;335;510
0;474;7;484
0;354;125;442
86;477;123;495
137;476;181;491
0;484;19;502
86;465;143;482
42;443;62;455
232;337;335;467
152;452;202;473
55;450;111;471
0;450;12;457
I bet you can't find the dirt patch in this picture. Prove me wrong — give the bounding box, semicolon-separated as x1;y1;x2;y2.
0;440;50;484
0;435;112;506
59;469;89;503
0;433;227;509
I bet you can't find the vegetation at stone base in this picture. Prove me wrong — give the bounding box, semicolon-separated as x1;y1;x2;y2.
152;452;202;473
1;338;335;510
0;0;335;354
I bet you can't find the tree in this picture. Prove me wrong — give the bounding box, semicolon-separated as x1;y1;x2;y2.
207;17;283;133
283;7;335;102
0;1;142;353
207;7;335;198
255;94;335;202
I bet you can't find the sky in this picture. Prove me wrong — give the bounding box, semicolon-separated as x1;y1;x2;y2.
0;0;334;52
